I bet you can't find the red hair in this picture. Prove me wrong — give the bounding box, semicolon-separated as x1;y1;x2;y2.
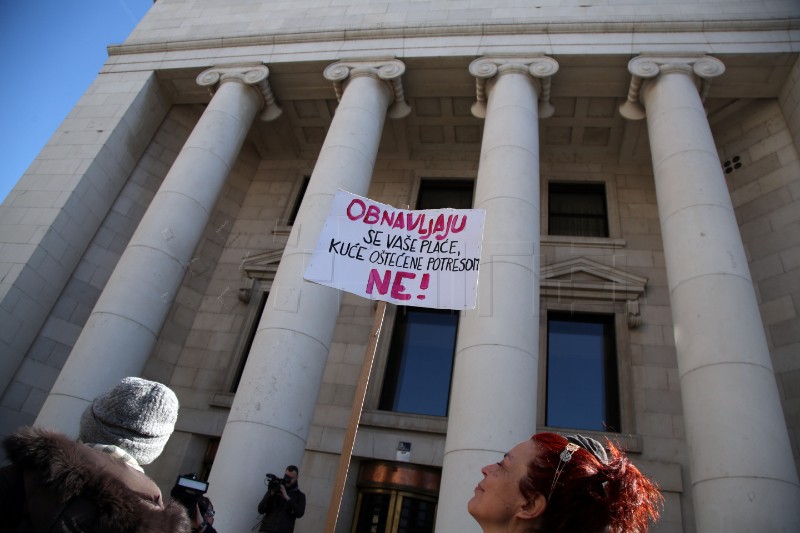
519;433;663;532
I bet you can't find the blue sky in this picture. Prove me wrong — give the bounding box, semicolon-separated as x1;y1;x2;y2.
0;0;154;203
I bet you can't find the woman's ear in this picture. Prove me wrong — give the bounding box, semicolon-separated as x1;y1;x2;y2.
516;492;547;520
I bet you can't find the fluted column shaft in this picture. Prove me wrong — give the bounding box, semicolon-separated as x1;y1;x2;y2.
435;56;558;533
208;60;408;533
626;55;800;531
35;65;277;433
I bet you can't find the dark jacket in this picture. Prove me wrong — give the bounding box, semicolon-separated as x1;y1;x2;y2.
0;426;192;533
257;485;305;533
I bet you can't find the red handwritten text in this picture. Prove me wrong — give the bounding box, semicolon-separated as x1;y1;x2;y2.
346;198;467;240
366;269;426;301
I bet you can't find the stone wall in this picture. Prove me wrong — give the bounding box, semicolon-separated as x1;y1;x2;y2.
714;98;800;475
0;74;170;438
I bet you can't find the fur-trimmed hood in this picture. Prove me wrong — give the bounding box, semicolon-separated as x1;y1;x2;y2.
3;426;192;533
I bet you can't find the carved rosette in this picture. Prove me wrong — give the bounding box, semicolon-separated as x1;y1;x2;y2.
323;59;411;119
619;54;725;120
468;56;560;119
197;64;283;122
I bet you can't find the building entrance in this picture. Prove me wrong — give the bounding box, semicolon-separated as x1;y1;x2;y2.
351;461;440;533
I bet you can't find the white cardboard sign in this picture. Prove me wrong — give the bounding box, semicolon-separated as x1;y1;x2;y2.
304;190;485;310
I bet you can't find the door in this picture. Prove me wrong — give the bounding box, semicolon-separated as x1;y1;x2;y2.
351;461;440;533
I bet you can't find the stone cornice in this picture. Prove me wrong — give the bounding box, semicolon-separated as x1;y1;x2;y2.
108;18;800;56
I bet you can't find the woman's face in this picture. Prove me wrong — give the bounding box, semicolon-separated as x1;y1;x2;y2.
468;439;540;529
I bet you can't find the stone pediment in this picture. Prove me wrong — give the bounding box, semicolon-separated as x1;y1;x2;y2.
236;249;284;303
241;249;283;281
541;257;648;327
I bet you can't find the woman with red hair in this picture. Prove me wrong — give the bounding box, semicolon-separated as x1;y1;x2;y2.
468;432;663;532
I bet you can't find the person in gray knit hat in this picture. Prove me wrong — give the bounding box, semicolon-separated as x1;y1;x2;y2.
1;376;202;533
80;376;179;465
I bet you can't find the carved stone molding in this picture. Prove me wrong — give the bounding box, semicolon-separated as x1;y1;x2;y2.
241;249;284;282
619;54;726;120
323;58;411;119
197;64;283;121
541;256;648;329
468;56;559;119
235;248;286;304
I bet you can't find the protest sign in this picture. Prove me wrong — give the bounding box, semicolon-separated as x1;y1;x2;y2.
304;190;485;310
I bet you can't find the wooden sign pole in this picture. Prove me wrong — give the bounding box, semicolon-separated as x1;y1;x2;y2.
323;300;388;533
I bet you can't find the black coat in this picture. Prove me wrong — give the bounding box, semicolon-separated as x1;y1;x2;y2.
257;485;306;533
0;427;192;533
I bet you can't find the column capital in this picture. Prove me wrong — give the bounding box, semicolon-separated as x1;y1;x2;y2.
619;54;725;120
468;55;559;119
323;58;411;119
197;64;283;121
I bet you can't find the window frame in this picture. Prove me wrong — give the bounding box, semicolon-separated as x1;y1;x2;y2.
541;175;621;243
377;306;461;417
544;310;620;432
227;288;269;394
211;249;282;408
547;181;609;238
362;174;475;432
210;283;270;408
272;173;313;239
286;175;310;226
537;302;635;436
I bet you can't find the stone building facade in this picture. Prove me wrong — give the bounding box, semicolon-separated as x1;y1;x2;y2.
1;1;800;531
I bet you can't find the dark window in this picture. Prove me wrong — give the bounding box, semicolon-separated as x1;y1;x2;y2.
546;312;620;432
378;179;473;417
379;308;459;417
230;291;268;393
416;179;474;210
548;182;608;237
287;176;310;225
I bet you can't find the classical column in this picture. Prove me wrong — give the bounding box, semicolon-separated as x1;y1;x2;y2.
435;56;558;532
35;65;282;432
620;54;800;531
207;60;409;533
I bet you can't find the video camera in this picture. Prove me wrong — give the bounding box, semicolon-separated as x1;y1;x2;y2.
265;472;292;492
170;473;209;517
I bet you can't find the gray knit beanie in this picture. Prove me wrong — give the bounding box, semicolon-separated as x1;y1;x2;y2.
79;377;179;465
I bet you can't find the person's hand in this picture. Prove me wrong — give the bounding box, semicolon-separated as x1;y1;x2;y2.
191;503;205;531
279;484;290;500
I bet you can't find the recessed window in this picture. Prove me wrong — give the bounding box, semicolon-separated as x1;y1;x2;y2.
230;292;268;393
377;179;473;417
287;176;310;225
379;308;459;417
416;179;474;210
546;312;620;432
548;182;608;237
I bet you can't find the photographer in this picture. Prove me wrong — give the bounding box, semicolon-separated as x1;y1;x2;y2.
201;497;218;533
171;473;214;533
257;465;305;533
